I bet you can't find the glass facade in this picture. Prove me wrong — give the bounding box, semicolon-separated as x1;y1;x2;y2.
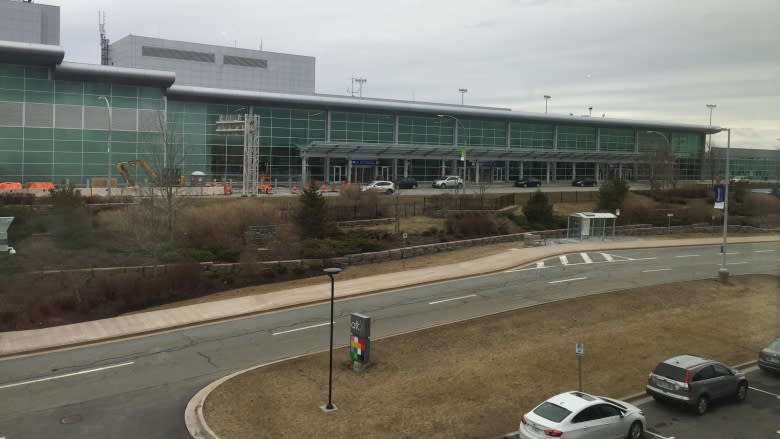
4;61;773;186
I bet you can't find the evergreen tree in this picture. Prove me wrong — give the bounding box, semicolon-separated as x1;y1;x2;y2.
598;178;630;212
522;190;553;226
293;182;328;238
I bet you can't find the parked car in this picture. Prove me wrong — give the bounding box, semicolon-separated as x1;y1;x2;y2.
396;177;418;189
514;176;542;188
360;180;395;194
729;176;750;184
519;391;645;439
572;177;598;187
432;175;463;189
645;354;748;415
758;338;780;374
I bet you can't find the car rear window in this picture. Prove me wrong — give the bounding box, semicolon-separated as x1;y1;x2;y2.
533;402;572;423
653;362;686;381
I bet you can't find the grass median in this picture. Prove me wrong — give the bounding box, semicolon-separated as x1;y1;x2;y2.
203;274;778;439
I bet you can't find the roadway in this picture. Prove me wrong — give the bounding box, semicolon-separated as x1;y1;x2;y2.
0;242;777;438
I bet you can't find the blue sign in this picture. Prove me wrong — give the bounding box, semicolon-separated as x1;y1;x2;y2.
714;184;725;203
351;160;376;166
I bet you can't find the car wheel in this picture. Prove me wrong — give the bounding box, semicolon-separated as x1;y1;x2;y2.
627;421;643;439
651;394;663;402
457;183;463;188
386;189;393;195
695;395;709;415
412;184;417;189
736;382;748;401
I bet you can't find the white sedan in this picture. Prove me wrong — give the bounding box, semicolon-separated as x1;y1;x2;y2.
519;391;645;439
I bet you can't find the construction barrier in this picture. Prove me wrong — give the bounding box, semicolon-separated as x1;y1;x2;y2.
223;182;233;195
291;184;299;195
320;184;326;192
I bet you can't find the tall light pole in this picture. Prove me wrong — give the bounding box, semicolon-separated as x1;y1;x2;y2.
718;128;731;284
544;95;551;114
355;78;366;97
323;267;342;412
98;96;112;198
706;104;717;179
437;114;468;193
458;88;468;105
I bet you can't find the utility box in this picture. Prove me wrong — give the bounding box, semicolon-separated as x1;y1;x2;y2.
0;217;15;253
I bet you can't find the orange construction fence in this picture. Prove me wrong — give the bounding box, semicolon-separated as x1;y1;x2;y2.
0;181;22;190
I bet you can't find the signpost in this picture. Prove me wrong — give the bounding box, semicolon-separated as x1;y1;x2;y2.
575;342;585;391
350;313;371;372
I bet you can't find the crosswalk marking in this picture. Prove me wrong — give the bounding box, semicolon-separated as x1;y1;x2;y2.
580;252;593;263
536;261;545;268
559;255;569;265
601;253;614;262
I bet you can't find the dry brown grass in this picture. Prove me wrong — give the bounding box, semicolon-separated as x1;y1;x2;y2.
204;274;779;439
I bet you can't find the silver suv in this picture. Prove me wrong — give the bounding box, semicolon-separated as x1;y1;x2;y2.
646;354;748;415
432;175;463;189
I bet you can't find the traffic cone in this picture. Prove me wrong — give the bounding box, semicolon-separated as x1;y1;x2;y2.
291;184;298;194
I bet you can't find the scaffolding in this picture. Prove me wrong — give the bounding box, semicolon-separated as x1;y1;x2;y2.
216;114;260;196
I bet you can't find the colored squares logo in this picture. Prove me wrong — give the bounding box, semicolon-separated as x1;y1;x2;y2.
350;335;367;362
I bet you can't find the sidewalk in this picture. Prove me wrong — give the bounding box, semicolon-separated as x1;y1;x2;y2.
1;235;777;358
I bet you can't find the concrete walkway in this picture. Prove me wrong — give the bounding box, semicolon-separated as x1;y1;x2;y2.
1;235;778;358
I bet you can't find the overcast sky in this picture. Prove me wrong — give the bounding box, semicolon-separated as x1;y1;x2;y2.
45;0;779;149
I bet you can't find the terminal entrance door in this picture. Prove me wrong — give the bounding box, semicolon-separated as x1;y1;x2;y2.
377;166;390;180
492;167;504;182
331;166;343;182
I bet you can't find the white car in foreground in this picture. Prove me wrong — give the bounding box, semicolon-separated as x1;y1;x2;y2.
519;391;645;439
360;180;395;194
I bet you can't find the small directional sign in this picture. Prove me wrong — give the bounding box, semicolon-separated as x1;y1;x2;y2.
575;342;585;357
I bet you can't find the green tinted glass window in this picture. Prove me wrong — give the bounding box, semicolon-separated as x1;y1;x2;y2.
558;126;596;151
510;122;554;150
599;128;635;152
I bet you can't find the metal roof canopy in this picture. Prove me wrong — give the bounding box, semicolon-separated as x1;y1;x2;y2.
569;212;617;219
301;142;650;163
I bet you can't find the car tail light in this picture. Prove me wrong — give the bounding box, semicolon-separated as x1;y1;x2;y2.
683;369;691;392
543;429;563;437
759;351;766;360
520;415;527;425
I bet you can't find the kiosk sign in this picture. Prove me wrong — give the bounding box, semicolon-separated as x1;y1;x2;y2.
714;184;725;209
350;313;371;367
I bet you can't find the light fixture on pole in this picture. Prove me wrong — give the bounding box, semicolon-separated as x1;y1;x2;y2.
718;128;731;284
458;88;468;105
355;78;366;97
98;96;113;198
544;95;551;114
706;104;717;180
437;114;468;193
588;106;593;117
322;267;343;412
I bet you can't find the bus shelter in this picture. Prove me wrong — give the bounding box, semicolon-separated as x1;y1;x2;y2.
566;212;617;240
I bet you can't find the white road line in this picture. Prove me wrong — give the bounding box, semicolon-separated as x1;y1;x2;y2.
536;261;545;269
580;252;593;263
0;361;134;390
601;253;614;262
749;386;780;398
559;255;569;265
725;252;739;255
754;249;776;253
548;277;587;284
642;268;672;273
272;322;330;336
429;294;477;305
727;261;748;265
645;431;675;439
675;254;700;258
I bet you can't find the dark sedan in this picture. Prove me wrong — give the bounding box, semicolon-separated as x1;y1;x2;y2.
396;177;418;189
572;177;598;187
514;177;541;188
758;338;780;373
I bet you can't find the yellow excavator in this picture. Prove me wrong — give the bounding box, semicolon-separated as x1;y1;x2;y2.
116;160;159;187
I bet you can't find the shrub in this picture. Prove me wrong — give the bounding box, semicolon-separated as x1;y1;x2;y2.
445;213;498;237
522;191;553;226
598;178;630;212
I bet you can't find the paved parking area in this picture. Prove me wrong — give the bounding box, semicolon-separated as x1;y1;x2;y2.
640;367;780;439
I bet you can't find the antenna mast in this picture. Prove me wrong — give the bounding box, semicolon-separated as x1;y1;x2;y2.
99;11;111;65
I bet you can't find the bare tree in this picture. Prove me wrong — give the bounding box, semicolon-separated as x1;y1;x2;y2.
642;141;676;190
702;143;724;184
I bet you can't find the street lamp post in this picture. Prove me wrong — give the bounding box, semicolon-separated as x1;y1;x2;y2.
706;104;717;180
323;267;342;411
98;96;112;198
458;88;468;105
544;95;551;114
719;128;731;284
437;114;468;193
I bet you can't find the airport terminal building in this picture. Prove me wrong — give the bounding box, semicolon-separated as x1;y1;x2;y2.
0;0;776;189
